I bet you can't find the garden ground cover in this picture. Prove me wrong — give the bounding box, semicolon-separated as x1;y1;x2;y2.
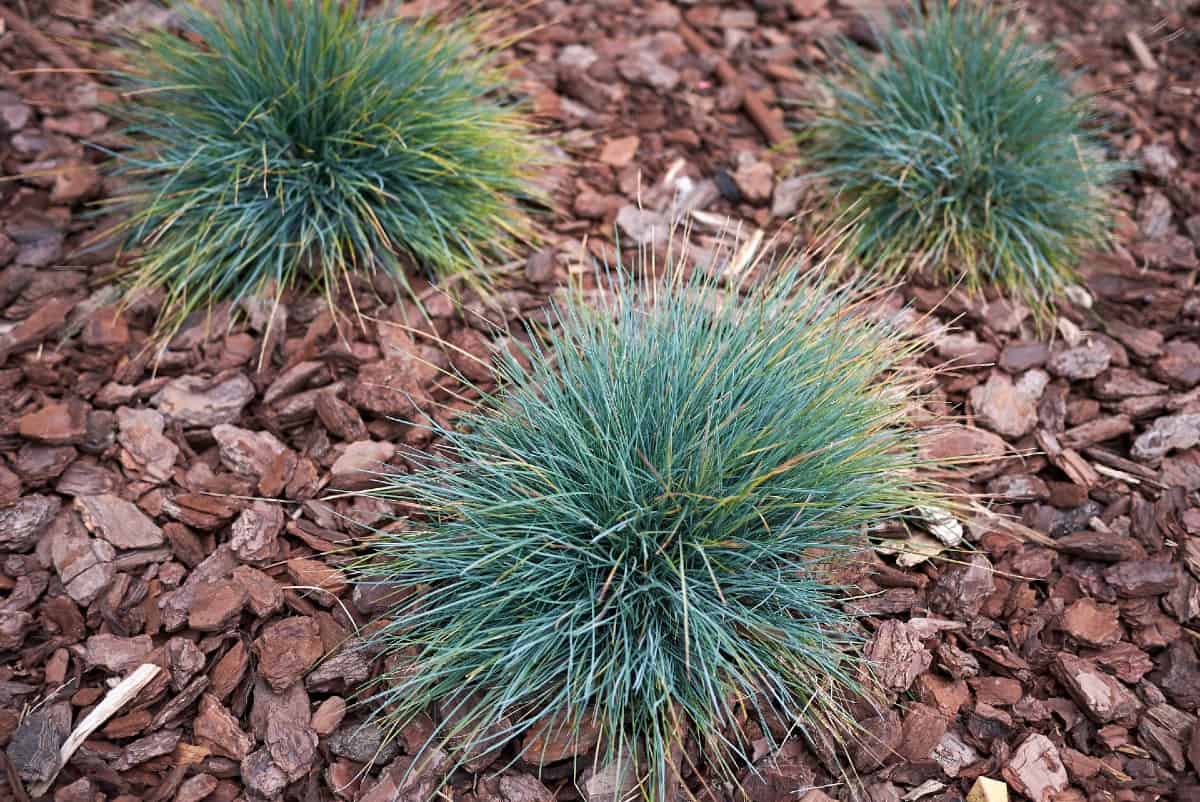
0;1;1198;801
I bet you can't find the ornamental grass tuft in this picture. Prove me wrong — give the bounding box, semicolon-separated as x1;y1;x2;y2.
803;1;1120;315
353;251;943;799
105;0;539;335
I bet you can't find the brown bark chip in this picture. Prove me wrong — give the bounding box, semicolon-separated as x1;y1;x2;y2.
240;748;288;800
919;426;1009;479
211;424;290;478
1056;531;1144;562
153;373;256;427
1138;703;1195;771
0;495;61;552
1052;653;1142;723
159;545;239;631
188;579;248;632
253;616;325;692
75;494;164;549
1059;598;1122;647
112;730;180;771
310;697;346;737
49;511;115;605
286;557;347;600
865;620;932;693
5;707;67;785
929;553;996;619
1003;733;1069;802
329;440;395;490
231;565;284;618
83;633;153;674
228;502;285;566
314;389;369;441
1150;641;1200;710
896;703;948;763
175;774;218;802
18;400;89;445
1104;560;1179;597
210;641;249;701
194;694;254;761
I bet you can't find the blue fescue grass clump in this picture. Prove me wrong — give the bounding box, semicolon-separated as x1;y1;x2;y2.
804;1;1120;314
353;251;942;799
105;0;539;334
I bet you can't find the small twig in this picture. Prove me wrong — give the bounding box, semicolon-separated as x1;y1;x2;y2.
28;663;162;797
1092;463;1141;486
1083;446;1164;487
1125;30;1158;71
724;228;764;279
677;21;791;149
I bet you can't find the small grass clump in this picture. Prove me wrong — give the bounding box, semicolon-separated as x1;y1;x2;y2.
804;1;1120;314
106;0;538;334
354;253;941;799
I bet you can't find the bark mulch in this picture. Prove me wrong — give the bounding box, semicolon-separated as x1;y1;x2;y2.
1;1;1199;801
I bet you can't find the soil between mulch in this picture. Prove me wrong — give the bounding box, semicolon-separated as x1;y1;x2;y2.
1;1;1199;801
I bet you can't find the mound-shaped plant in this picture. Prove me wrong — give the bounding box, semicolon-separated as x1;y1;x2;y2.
804;1;1119;314
106;0;538;333
354;255;941;799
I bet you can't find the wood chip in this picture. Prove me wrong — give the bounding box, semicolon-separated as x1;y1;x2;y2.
966;777;1008;802
29;663;161;796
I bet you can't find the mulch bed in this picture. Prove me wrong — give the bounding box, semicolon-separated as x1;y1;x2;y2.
1;1;1199;801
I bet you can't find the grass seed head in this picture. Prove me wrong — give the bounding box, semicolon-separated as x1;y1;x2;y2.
353;249;944;800
803;1;1121;317
105;0;540;336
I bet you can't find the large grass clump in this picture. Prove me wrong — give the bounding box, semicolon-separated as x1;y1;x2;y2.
804;1;1119;313
354;252;941;799
106;0;538;333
